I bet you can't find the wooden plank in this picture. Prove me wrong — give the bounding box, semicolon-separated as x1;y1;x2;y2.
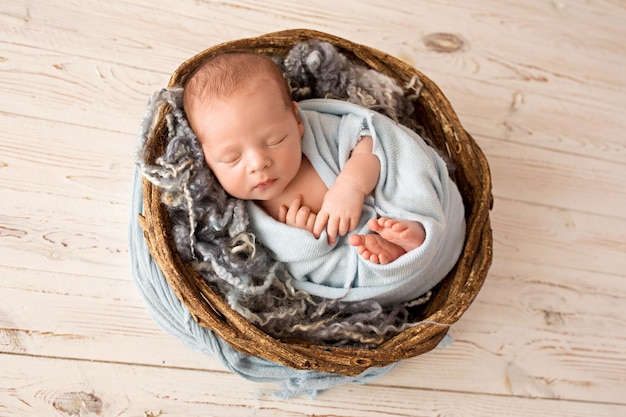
0;41;167;133
490;197;626;275
478;136;626;219
1;353;624;417
0;0;233;73
467;258;626;336
0;113;136;202
0;266;222;372
438;75;626;166
0;188;130;278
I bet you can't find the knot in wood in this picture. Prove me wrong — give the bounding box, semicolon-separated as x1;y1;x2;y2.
423;33;466;53
351;357;372;367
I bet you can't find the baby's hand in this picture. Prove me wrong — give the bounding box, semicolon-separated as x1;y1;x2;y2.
278;195;316;234
313;183;365;244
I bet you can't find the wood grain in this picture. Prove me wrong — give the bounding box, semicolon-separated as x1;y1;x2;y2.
1;354;624;417
1;0;625;414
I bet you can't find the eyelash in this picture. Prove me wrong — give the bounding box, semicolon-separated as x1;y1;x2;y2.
221;155;241;164
219;136;286;163
267;136;286;147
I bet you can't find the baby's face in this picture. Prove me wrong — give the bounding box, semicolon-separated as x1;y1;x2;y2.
190;76;304;201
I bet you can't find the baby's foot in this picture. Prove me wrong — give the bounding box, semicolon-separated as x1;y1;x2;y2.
349;218;425;264
349;233;406;264
368;218;425;252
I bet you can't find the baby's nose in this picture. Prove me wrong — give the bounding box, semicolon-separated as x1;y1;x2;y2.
248;150;270;172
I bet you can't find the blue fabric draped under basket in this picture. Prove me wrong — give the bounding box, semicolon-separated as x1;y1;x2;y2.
129;167;452;398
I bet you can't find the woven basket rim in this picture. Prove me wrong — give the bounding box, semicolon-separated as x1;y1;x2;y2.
140;28;493;376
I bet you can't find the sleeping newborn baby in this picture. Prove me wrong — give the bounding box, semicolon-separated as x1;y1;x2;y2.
183;51;466;306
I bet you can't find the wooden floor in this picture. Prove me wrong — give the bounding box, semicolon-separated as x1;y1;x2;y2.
1;0;625;415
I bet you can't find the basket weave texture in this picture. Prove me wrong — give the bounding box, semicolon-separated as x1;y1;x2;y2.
139;29;493;376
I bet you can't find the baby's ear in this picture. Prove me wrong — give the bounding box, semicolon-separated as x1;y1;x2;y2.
293;101;305;136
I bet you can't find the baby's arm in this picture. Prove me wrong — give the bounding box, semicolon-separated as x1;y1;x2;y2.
313;136;380;244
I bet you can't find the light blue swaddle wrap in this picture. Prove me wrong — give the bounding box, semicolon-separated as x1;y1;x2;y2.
247;99;466;306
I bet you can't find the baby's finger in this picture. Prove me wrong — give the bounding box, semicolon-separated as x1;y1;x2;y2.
326;217;339;244
295;205;311;226
306;212;317;231
349;215;359;232
285;195;302;223
338;216;351;237
289;195;303;210
313;211;329;238
278;205;288;223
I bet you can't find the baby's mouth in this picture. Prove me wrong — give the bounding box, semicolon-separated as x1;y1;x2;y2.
255;179;277;191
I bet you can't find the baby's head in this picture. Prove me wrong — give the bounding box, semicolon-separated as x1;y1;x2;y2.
183;52;305;201
183;52;293;118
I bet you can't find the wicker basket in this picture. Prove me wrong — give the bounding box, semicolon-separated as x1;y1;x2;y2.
139;29;493;376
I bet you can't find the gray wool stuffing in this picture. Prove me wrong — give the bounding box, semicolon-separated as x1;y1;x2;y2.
137;40;436;347
279;39;419;123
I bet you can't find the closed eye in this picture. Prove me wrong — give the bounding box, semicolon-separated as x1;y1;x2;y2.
219;154;241;164
267;134;287;147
